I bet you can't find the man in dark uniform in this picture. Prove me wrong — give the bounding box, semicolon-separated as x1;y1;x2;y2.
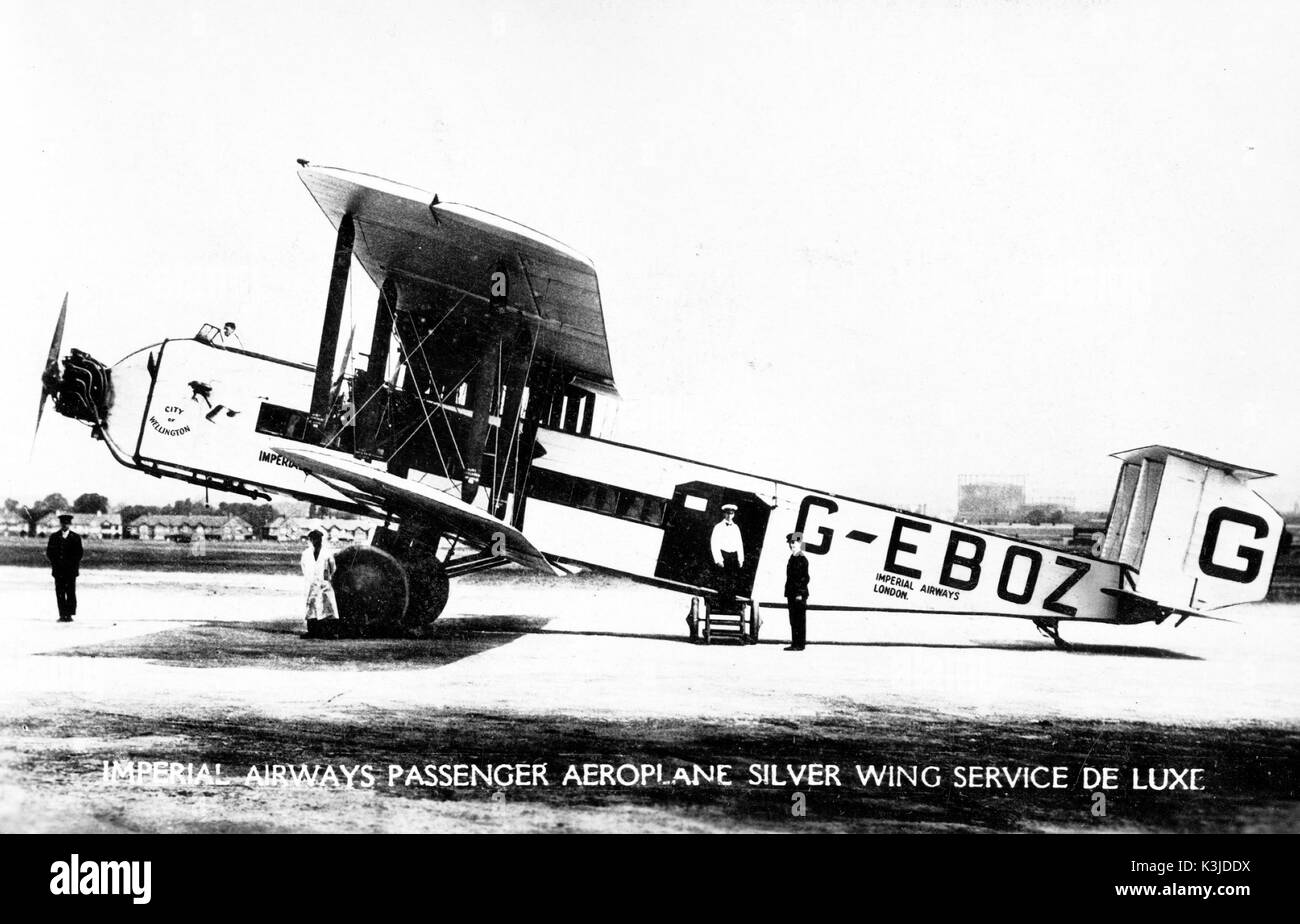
784;532;810;651
46;513;83;622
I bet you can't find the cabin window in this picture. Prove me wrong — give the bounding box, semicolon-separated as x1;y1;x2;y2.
684;494;709;512
528;468;574;505
255;403;311;442
641;498;666;527
528;468;667;526
618;494;644;521
574;482;616;515
543;385;598;436
563;393;583;432
593;485;617;514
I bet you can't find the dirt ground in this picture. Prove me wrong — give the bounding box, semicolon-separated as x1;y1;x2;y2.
0;564;1296;833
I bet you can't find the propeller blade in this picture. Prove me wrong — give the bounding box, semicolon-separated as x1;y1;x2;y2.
47;292;68;369
34;292;69;443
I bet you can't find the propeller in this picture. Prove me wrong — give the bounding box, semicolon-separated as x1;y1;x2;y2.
34;293;68;441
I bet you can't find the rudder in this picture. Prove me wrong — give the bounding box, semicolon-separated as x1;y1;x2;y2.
1100;446;1281;613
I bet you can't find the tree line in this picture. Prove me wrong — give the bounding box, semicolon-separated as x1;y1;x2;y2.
4;494;280;538
4;493;113;536
5;493;358;537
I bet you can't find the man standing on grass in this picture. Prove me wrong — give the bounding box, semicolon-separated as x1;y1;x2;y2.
784;532;810;651
46;513;83;623
301;528;338;624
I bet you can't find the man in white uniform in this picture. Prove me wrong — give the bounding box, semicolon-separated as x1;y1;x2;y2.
301;528;338;624
710;503;745;607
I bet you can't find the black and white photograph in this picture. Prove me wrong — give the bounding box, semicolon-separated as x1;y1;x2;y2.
2;0;1297;857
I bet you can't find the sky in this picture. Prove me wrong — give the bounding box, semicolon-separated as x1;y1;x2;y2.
3;0;1298;518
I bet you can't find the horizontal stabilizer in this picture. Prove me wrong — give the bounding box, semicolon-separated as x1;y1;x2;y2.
273;445;564;576
1099;588;1183;625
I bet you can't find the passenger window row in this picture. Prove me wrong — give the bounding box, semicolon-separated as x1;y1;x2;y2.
529;468;665;526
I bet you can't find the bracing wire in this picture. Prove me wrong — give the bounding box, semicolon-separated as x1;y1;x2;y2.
493;327;538;510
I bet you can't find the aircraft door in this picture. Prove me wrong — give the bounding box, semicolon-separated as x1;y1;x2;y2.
654;481;770;597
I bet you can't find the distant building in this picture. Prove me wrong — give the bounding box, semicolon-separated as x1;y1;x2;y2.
267;516;377;544
266;516;298;542
36;512;123;539
0;512;28;537
957;477;1026;524
129;514;253;541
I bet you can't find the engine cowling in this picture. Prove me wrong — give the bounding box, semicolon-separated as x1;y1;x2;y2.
53;349;114;425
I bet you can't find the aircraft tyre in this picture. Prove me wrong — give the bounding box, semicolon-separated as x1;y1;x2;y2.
332;545;410;636
405;552;451;629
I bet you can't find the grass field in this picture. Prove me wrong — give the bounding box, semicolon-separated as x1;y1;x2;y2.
1267;554;1300;601
0;536;300;574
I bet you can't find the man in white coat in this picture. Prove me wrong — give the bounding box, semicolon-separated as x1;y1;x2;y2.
301;528;338;623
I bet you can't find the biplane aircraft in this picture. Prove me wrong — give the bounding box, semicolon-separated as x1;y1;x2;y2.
36;163;1284;648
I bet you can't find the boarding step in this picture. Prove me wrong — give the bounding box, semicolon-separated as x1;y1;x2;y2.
686;596;762;646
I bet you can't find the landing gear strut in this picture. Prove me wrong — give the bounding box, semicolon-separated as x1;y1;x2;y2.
1033;618;1071;651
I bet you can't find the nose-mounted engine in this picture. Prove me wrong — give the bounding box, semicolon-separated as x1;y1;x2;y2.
47;349;114;426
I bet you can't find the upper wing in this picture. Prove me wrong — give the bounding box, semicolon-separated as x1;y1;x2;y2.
298;165;615;389
274;444;564;576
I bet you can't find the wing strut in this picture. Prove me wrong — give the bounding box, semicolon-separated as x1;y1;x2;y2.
310;214;354;424
461;329;501;503
492;323;538;519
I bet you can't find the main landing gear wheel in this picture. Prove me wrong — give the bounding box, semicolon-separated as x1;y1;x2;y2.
332;545;409;637
404;548;450;632
1033;618;1072;651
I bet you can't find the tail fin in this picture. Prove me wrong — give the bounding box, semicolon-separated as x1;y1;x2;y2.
1100;446;1282;613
